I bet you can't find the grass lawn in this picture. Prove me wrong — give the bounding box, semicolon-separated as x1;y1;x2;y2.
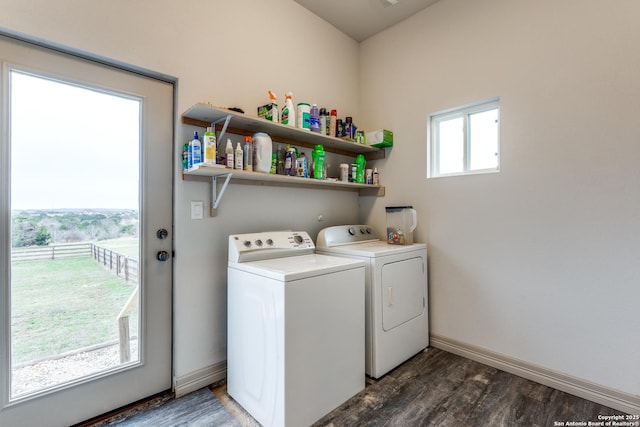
96;237;139;260
11;257;138;364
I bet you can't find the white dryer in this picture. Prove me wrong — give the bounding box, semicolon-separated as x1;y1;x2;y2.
316;225;428;379
227;231;365;427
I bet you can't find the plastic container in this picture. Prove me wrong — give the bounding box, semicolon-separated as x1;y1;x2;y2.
312;145;326;180
252;132;273;173
225;139;234;168
203;127;217;164
297;103;311;131
284;145;294;176
340;164;349;182
329;110;337;137
310;104;320;133
243;136;253;172
386;206;418;245
355;154;366;183
319;108;328;135
235;142;243;170
191;131;202;165
281;92;295;127
296;153;308;178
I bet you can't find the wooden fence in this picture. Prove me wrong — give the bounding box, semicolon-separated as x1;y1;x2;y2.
91;245;139;285
11;243;138;285
11;242;92;261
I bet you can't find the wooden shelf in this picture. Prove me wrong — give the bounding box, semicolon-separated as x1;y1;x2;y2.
184;163;384;193
181;103;386;216
182;103;385;160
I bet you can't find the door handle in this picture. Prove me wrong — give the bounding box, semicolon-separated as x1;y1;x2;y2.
156;251;170;261
156;228;168;240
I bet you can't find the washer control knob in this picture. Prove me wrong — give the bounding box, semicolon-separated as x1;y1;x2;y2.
348;227;356;236
293;235;304;244
243;240;251;247
266;239;274;246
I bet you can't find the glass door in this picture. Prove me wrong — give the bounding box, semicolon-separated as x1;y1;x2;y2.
0;35;174;426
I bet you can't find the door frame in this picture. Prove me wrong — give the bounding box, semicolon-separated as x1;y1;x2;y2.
0;28;178;425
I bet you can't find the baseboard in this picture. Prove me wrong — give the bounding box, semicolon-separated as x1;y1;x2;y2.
173;361;227;398
430;334;640;415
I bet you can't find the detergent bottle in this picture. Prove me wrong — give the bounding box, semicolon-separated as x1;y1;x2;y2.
355;154;366;183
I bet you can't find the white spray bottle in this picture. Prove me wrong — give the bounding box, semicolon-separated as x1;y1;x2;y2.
281;92;295;127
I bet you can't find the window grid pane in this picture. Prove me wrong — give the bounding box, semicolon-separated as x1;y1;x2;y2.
468;108;499;171
438;117;464;175
428;98;499;178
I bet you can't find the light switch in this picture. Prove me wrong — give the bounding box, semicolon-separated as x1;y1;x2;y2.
191;201;204;220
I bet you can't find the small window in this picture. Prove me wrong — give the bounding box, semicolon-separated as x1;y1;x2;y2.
428;98;500;178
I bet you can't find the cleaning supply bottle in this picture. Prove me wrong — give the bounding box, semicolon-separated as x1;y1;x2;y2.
183;143;189;170
329;109;337;137
296;152;308;178
203;127;217;164
269;153;277;174
235;142;243;170
372;167;379;185
310;104;320;133
268;90;279;123
355;154;366;183
313;145;326;180
281;92;295;127
243;136;253;172
284;145;294;175
225;138;234;168
187;140;193;169
191;131;202;165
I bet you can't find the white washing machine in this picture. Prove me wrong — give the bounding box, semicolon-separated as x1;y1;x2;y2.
227;231;365;427
316;225;428;379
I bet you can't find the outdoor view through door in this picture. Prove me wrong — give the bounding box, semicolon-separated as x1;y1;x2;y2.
10;71;141;398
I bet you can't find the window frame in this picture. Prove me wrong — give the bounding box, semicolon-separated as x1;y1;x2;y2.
428;97;500;178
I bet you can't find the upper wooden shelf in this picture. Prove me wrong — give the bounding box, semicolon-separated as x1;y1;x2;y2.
182;103;385;160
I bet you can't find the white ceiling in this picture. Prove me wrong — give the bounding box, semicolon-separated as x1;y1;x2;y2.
294;0;441;42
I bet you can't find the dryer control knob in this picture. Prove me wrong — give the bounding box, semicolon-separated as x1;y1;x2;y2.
348;227;356;236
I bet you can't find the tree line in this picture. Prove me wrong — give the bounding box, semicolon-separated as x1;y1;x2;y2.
11;209;138;247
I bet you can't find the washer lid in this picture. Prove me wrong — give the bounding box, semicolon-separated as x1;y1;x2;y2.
317;240;426;257
228;253;364;281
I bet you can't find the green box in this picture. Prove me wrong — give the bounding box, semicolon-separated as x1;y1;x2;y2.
366;129;393;148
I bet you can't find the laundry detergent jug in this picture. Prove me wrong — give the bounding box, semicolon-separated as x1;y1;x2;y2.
252;132;272;173
386;206;417;245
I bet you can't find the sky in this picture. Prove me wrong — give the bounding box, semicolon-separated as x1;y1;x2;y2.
10;71;140;210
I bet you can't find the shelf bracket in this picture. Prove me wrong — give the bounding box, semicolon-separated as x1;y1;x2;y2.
213;114;232;151
210;172;233;216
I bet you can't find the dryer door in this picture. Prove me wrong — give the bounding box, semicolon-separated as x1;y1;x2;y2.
381;256;426;331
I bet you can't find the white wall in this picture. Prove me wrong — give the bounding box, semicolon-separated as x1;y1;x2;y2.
0;0;363;387
360;0;640;399
3;0;639;409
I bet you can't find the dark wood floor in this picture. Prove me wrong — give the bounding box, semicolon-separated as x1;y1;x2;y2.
88;347;627;426
308;347;625;426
